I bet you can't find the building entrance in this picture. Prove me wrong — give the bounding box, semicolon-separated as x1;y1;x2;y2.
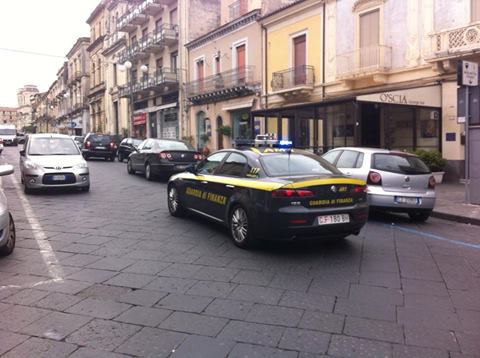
361;103;381;147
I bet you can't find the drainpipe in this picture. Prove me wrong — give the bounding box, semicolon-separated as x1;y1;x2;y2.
322;1;326;100
261;23;268;138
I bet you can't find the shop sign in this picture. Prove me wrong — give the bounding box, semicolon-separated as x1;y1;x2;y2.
357;86;441;108
458;60;478;86
133;113;146;126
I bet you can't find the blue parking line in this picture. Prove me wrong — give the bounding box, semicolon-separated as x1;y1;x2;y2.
380;224;480;250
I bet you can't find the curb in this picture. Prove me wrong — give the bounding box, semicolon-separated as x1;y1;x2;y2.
431;211;480;226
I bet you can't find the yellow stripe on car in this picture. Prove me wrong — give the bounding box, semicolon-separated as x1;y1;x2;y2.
283;178;366;189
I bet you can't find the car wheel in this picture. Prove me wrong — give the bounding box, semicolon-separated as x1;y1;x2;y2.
408;210;431;222
24;181;32;194
118;153;123;162
229;205;256;249
127;159;135;174
83;155;89;161
81;185;90;192
145;163;154;181
168;185;185;217
0;214;15;256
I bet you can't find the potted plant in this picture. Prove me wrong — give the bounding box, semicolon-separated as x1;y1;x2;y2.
413;149;447;183
200;133;210;156
216;125;232;138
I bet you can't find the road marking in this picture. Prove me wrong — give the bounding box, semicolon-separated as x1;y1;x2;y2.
5;174;64;282
381;223;480;250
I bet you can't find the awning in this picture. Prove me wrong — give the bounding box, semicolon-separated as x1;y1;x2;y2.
134;102;177;114
356;85;441;108
222;99;254;112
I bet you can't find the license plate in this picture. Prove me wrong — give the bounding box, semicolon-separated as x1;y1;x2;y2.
395;196;420;205
176;165;186;170
52;175;66;181
317;214;350;225
96;146;106;150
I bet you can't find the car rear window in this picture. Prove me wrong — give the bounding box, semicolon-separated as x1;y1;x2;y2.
155;140;193;151
88;134;114;144
372;153;430;174
260;153;341;177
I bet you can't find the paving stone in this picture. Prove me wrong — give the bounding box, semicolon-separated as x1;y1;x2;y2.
204;298;254;320
194;255;233;267
2;337;78;358
450;289;480;311
186;280;237;298
156;293;213;313
328;335;392;358
2;288;50;306
77;284;132;301
279;291;335;312
60;243;99;254
160;311;228;336
115;306;172;327
35;279;93;295
404;325;458;351
308;277;351;297
66;298;131;319
115;327;187;357
69;347;131;358
59;254;102;267
104;273;156;289
278;327;330;354
0;305;51;332
269;273;312;292
228;284;284;305
457;309;480;332
229;343;299;358
359;271;401;289
392;344;449;358
172;335;236;358
298;311;344;334
456;332;480;355
404;293;454;312
192;266;239;282
245;304;303;327
66;319;141;351
0;331;29;355
159;263;202;278
121;260;170;274
348;284;403;306
344;316;404;344
144;276;197;293
87;257;136;271
21;311;92;341
67;268;118;283
335;298;396;321
117;289;167;307
397;306;461;330
218;321;285;347
231;270;274;286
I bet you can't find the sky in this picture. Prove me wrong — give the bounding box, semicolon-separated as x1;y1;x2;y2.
0;0;100;107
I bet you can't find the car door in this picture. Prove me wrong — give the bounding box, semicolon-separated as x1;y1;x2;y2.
137;139;153;170
130;140;146;169
335;150;366;180
183;151;228;214
204;152;249;220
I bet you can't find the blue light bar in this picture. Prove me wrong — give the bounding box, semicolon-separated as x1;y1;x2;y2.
278;140;293;147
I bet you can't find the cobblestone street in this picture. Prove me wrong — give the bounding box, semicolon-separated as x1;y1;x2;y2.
1;146;479;357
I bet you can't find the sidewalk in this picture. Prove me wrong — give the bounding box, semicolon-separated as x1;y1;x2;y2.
432;183;480;225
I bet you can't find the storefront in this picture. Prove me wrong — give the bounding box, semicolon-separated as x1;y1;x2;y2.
133;113;146;139
252;85;442;153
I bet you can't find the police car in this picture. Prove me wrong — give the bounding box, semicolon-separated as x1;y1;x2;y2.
167;141;369;248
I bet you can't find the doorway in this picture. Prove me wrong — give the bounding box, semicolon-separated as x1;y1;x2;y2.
361;103;381;147
149;112;157;138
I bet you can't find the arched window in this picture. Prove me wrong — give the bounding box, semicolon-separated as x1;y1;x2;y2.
196;111;207;150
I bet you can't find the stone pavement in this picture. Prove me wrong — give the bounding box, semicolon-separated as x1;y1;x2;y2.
433;183;480;225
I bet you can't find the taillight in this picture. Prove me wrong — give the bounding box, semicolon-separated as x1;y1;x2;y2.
428;175;436;189
194;153;203;160
367;171;382;185
160;152;173;160
110;142;117;149
352;185;367;193
272;189;314;198
85;141;91;149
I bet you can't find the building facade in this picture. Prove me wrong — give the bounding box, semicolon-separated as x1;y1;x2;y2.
0;107;19;127
16;85;39;131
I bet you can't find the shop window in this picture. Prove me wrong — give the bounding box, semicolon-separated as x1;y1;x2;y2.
384;105;414;151
232;110;251;140
416;108;440;151
326;103;355;149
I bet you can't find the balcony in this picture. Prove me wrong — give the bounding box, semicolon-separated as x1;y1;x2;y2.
117;5;148;33
271;65;315;97
186;66;259;104
119;68;179;98
428;22;480;61
104;31;126;51
336;45;392;84
118;39;150;64
140;0;163;16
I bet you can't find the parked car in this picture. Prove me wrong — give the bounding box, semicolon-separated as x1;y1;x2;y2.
0;164;16;256
117;138;143;162
0;139;3;154
0;124;17;146
71;135;85;150
16;132;26;144
322;147;436;222
20;134;90;193
82;133;119;161
127;138;203;180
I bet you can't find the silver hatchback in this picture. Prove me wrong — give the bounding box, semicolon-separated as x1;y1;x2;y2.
20;134;90;194
323;148;436;222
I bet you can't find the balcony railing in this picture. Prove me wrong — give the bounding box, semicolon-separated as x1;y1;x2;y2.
186;66;258;102
271;65;315;93
119;68;179;97
140;0;163;16
104;31;126;51
429;22;480;59
336;45;392;79
229;0;248;21
117;4;148;32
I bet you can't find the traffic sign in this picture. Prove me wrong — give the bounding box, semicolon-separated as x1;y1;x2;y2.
460;60;479;86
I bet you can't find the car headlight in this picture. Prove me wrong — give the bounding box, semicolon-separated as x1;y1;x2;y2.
24;160;39;170
74;162;88;169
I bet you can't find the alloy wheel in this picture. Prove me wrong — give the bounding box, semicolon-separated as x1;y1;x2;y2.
168;187;179;213
231;207;249;243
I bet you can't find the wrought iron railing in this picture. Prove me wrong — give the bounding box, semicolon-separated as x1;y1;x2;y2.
430;21;480;56
336;45;392;78
119;68;179;97
186;66;256;98
271;65;315;92
104;31;126;50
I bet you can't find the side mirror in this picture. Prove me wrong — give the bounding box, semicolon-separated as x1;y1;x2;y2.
20;150;26;157
185;164;197;174
0;164;14;176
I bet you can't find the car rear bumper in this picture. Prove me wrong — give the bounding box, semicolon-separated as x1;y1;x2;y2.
367;186;436;211
151;163;194;176
82;149;115;158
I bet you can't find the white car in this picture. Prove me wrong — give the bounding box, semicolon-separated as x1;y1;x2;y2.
0;139;4;154
20;134;90;194
0;164;16;256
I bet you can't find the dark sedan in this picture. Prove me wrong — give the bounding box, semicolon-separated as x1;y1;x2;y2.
117;138;143;162
127;138;203;180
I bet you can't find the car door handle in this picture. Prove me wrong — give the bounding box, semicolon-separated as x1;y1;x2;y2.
344;172;352;176
201;181;208;185
225;184;235;189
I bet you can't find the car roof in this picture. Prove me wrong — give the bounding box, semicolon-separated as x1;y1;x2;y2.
326;147;417;156
216;147;314;158
29;133;72;139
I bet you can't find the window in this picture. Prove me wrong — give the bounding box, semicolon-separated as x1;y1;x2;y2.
336;150;361;168
141;28;148;41
322;150;341;164
155;19;163;32
261;154;340;177
473;0;480;21
113;63;117;86
171;52;178;72
293;34;306;85
217;153;247;177
359;9;380;68
156;58;163;71
196;59;204;80
170;8;178;25
214;55;221;74
372;153;430;174
197;152;228;174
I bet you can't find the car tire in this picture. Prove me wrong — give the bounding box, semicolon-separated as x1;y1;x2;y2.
167;185;185;217
408;210;431;222
118;153;123;162
229;205;256;249
127;159;135;174
83;155;89;161
145;163;154;181
81;185;90;192
0;214;15;256
24;181;32;194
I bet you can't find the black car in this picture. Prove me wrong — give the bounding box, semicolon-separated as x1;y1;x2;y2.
117;138;143;162
16;133;26;144
167;147;369;248
127;138;203;180
82;133;119;161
